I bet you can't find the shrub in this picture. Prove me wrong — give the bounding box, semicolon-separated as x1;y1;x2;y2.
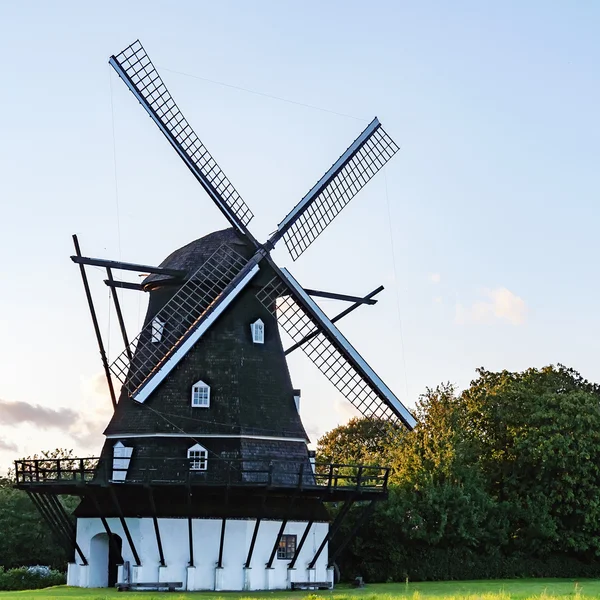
0;566;66;591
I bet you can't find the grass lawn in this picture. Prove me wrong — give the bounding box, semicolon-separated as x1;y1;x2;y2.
0;580;598;600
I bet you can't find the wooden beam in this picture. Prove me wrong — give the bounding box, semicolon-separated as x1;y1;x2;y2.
72;235;117;410
106;268;132;361
304;288;378;305
88;490;123;564
104;279;145;292
327;500;377;567
308;499;355;569
109;487;142;566
266;519;288;569
187;488;194;567
147;486;166;567
244;518;261;568
71;255;185;278
288;520;313;570
285;286;384;356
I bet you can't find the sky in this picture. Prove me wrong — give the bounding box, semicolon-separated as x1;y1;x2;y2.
0;1;598;473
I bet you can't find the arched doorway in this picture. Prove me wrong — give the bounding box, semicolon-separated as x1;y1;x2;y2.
89;532;123;588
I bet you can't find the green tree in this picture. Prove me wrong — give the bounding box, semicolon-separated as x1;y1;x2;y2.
1;449;82;570
461;365;600;556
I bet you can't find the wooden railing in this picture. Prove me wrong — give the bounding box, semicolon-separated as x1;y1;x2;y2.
14;457;389;492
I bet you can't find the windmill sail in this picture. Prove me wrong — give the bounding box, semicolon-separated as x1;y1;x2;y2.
110;245;258;402
257;267;416;430
109;40;255;235
270;118;399;261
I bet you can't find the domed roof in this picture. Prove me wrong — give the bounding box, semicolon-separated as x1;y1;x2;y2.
143;228;253;289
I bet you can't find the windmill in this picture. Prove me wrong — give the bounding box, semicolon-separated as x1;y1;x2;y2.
14;40;416;592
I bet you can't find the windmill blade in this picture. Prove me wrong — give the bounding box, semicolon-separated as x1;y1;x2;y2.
110;246;258;403
257;267;416;430
109;40;255;237
269;118;399;261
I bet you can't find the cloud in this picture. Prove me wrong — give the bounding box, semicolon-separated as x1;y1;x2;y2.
0;372;113;458
0;439;17;452
429;273;441;284
0;398;78;429
456;287;527;325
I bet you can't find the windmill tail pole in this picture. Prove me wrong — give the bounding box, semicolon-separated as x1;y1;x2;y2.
72;234;118;410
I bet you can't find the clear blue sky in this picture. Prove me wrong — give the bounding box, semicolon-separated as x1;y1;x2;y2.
0;1;598;472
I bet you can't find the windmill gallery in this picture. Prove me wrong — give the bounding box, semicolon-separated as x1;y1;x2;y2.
13;41;416;592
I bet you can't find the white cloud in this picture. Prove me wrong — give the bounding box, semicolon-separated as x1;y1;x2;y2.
456;287;527;325
429;273;441;284
0;372;113;471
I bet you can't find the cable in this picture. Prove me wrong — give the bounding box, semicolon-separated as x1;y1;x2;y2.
136;403;309;439
383;168;410;401
109;69;123;261
139;402;241;468
159;66;368;122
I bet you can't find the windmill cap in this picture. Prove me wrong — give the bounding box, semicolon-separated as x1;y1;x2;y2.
143;228;253;290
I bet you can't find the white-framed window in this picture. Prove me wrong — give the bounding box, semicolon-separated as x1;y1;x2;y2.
188;443;208;471
191;380;210;407
112;441;133;482
250;319;265;344
151;317;165;343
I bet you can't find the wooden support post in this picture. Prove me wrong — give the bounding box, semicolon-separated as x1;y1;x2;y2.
187;488;194;567
217;518;227;568
45;494;89;565
72;235;117;410
285;286;384;355
266;519;288;569
288;520;313;570
46;494;77;547
308;498;355;569
244;518;261;568
108;486;141;566
327;500;377;567
89;491;123;563
28;493;74;557
147;487;166;567
106;268;132;361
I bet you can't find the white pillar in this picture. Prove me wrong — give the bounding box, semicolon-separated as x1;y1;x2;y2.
287;567;295;589
243;567;252;591
214;566;224;591
327;566;335;588
186;566;196;591
264;567;275;590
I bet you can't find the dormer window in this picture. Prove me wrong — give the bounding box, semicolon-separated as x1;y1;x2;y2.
250;319;265;344
151;317;165;343
191;380;210;407
188;443;208;471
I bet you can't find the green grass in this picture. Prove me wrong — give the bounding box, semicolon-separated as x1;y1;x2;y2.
1;580;599;600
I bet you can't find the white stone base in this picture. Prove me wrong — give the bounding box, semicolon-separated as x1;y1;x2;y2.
68;517;329;591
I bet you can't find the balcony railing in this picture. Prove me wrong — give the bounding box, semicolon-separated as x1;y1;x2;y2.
14;456;389;492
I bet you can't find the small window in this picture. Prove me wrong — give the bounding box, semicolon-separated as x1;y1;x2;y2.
251;319;265;344
112;441;133;482
151;317;165;343
191;380;210;407
277;534;296;559
188;444;208;471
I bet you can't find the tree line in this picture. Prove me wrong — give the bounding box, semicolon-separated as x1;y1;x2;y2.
2;365;600;581
319;365;600;581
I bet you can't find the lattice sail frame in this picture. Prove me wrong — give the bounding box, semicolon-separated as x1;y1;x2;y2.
257;272;415;430
110;40;254;230
276;119;399;261
110;245;249;396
